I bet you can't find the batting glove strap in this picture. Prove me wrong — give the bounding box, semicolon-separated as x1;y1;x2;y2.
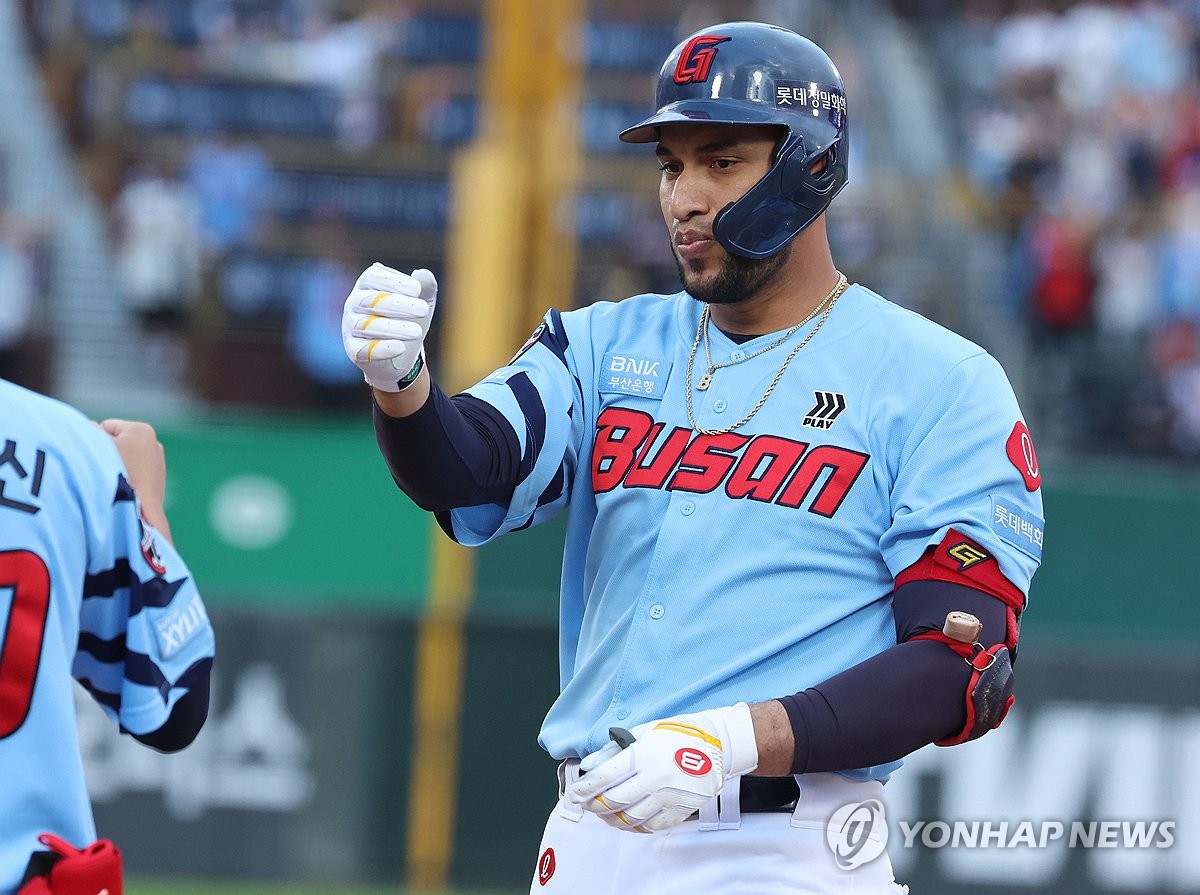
393;347;426;392
566;702;759;833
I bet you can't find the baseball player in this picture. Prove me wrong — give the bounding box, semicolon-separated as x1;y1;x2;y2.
0;379;215;895
342;21;1043;894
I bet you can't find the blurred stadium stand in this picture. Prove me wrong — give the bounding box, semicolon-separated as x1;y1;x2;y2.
11;0;976;427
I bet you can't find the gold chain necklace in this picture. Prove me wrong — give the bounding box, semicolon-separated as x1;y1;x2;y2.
685;272;849;436
696;287;830;391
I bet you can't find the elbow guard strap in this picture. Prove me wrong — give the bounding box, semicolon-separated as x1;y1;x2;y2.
936;643;1015;746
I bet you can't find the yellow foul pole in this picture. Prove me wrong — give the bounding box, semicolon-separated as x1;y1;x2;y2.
405;0;583;888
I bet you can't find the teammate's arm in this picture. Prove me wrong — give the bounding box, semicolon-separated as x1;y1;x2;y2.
128;676;211;752
99;418;173;542
83;421;215;754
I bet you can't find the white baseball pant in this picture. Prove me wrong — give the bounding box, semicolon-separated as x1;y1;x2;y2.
530;764;909;894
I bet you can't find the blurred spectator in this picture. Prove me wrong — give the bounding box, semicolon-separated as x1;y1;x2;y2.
1160;185;1200;325
112;156;203;385
1019;208;1096;449
1091;206;1159;350
198;4;405;152
1164;365;1200;455
993;0;1061;87
1027;211;1095;339
0;212;39;386
1149;318;1200;455
286;213;365;409
183;132;275;261
289;6;403;152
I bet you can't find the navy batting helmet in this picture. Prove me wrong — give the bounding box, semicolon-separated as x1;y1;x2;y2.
621;22;848;260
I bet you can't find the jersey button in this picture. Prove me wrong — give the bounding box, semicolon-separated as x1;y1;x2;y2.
616;709;631;720
680;501;695;516
649;603;665;620
713;399;727;413
730;350;746;361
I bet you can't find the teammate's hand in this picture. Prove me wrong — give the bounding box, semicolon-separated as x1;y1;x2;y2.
566;703;759;834
341;263;437;392
98;418;173;542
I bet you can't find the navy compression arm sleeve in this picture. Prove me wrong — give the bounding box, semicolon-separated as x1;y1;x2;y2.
778;582;1009;774
130;662;211;753
372;382;523;511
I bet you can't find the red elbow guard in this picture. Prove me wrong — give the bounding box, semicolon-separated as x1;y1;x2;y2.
936;643;1016;747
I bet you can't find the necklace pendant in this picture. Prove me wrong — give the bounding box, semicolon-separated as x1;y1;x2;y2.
697;371;713;391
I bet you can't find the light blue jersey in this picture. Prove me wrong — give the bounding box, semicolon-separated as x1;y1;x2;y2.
447;285;1044;777
0;380;214;894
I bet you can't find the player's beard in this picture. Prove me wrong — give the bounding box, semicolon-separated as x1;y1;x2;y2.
673;239;791;305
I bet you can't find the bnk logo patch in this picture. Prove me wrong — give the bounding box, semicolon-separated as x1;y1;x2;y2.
600;351;668;398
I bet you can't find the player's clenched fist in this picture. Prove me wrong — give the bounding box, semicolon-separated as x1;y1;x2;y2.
341;262;438;392
567;703;759;833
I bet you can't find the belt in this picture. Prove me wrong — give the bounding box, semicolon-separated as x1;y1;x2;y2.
559;760;799;815
736;775;800;813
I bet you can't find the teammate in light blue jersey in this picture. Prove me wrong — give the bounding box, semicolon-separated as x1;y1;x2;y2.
342;21;1042;895
0;379;214;895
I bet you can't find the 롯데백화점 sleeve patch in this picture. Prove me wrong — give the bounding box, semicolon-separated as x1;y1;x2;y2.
991;495;1044;561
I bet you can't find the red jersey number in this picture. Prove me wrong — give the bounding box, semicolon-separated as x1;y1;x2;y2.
0;550;52;738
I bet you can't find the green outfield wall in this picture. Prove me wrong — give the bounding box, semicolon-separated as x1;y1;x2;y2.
152;415;431;607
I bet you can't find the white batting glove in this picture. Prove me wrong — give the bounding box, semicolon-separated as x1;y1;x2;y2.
566;703;759;834
341;263;437;392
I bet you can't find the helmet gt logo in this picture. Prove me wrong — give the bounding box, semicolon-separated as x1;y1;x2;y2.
675;747;713;776
673;35;730;85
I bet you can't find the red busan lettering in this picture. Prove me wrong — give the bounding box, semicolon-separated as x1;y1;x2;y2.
776;444;869;516
592;407;654;493
667;432;750;493
726;435;809;502
626;425;691;489
592;407;867;514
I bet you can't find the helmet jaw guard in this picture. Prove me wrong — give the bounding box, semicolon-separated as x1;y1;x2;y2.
621;22;848;259
714;132;847;259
